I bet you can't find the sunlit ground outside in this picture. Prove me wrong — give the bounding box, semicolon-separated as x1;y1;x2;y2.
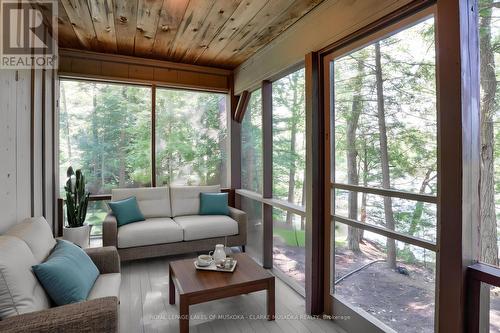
334;224;435;333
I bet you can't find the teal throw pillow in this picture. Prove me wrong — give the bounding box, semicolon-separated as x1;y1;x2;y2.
32;240;99;306
199;192;229;215
108;196;145;227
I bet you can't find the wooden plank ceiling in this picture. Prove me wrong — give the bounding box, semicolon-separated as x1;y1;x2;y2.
55;0;324;69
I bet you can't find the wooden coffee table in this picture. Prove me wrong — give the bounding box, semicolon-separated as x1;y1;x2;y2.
169;253;275;332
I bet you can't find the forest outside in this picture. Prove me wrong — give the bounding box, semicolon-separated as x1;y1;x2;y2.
59;81;228;236
332;17;437;332
479;0;500;331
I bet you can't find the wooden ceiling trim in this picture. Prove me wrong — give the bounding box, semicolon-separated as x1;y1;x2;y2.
180;0;242;63
229;0;323;66
135;0;164;56
167;0;216;61
58;49;231;92
113;0;138;55
60;49;232;75
210;0;296;66
60;0;99;49
192;0;268;66
88;0;117;53
152;0;190;59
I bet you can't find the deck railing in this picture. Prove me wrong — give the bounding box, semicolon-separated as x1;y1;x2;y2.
467;262;500;332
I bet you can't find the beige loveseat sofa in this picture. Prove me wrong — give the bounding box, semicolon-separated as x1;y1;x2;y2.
0;217;121;333
103;185;247;261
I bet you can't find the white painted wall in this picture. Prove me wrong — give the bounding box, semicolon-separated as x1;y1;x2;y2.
233;0;412;93
0;69;55;233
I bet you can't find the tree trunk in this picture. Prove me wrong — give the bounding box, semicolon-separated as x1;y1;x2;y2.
479;0;498;266
408;169;433;236
301;169;306;230
61;83;72;162
118;88;127;187
375;42;397;269
346;56;365;252
286;77;300;224
359;140;368;242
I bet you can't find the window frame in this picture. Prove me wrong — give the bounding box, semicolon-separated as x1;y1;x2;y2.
321;6;439;332
56;77;231;236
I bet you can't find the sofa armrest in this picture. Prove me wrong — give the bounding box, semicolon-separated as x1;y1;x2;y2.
0;296;118;333
229;207;247;243
102;213;118;248
85;246;121;274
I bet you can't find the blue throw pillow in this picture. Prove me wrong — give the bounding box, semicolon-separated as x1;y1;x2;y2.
32;240;99;306
199;192;229;215
108;196;145;227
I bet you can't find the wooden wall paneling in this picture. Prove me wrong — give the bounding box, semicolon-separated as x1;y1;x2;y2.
42;67;46;218
88;0;117;53
128;64;154;80
135;0;164;56
181;0;242;63
56;1;83;49
229;0;323;67
30;68;35;217
436;0;480;332
60;0;99;50
167;0;216;61
16;70;32;223
101;61;130;78
33;69;44;217
44;69;54;225
52;68;59;234
59;49;231;92
194;0;268;66
262;80;273;269
304;52;325;315
211;0;294;66
0;70;19;233
113;0;138;54
152;0;189;59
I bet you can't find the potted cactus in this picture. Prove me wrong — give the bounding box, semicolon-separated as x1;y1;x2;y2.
63;167;91;248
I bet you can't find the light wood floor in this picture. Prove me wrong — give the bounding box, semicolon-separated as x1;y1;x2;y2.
119;254;346;333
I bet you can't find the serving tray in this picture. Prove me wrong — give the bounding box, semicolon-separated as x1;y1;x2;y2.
194;260;237;273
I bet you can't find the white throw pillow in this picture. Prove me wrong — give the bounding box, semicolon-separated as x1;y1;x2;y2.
0;236;51;319
6;216;56;263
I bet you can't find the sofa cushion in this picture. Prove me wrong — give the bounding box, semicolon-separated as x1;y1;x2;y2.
173;215;238;241
117;218;183;248
108;196;145;227
87;273;121;301
32;240;99;306
0;236;51;319
170;185;220;217
199;192;229;215
112;187;171;218
6;217;56;263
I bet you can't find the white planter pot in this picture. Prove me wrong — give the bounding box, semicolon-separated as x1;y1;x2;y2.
63;224;92;248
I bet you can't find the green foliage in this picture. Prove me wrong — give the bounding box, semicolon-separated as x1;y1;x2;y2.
64;167;90;228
